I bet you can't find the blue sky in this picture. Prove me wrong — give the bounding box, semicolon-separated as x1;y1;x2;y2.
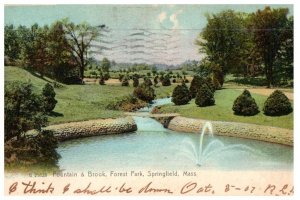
5;4;293;65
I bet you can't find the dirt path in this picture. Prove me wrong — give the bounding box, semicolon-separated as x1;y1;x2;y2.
237;88;293;100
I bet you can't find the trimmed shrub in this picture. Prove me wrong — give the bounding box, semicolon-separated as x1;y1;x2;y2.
99;76;105;85
195;84;215;107
172;84;191;105
212;75;222;90
232;90;259;116
205;77;215;93
263;90;293;116
133;83;156;103
189;75;206;98
121;77;129;86
144;77;153;86
133;77;139;87
42;83;58;113
154;76;159;86
161;75;171;86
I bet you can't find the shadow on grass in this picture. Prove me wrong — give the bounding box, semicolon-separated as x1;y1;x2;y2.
49;111;64;117
226;77;267;87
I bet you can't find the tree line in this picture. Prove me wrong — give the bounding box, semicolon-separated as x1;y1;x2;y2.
5;18;100;84
196;6;293;88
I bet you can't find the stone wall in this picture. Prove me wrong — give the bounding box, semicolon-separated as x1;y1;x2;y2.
44;117;137;141
166;116;293;146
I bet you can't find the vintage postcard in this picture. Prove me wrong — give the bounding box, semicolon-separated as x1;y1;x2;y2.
3;3;294;196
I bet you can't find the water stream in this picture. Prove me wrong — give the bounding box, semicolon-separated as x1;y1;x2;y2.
57;98;293;171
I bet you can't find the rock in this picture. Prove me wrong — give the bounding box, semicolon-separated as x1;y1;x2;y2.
44;117;137;141
166;116;293;146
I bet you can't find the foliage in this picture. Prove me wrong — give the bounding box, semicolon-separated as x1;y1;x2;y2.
195;84;215;107
5;130;60;166
189;75;206;98
106;95;147;112
101;57;111;72
133;83;156;103
250;7;290;87
232;90;259;116
172;83;191;105
5;81;47;141
42;83;58;113
61;18;100;81
4;81;60;166
133;77;139;87
263;90;292;116
196;10;249;82
144;77;153;86
121;76;129;86
99;75;105;85
161;75;171;86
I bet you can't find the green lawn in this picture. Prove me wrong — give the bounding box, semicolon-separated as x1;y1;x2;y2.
158;88;293;129
5;66;176;125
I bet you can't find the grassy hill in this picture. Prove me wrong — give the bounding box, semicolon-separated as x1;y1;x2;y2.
5;67;132;124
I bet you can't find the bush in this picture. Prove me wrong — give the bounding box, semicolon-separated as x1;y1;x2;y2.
121;77;129;86
189;75;206;98
172;83;191;105
4;81;60;166
104;73;110;80
106;95;147;112
99;76;105;85
42;83;58;113
133;77;139;87
144;77;153;86
232;90;259;116
5;82;47;141
133;83;156;102
205;77;216;93
195;84;215;107
161;75;171;86
263;90;293;116
212;75;222;90
154;76;159;86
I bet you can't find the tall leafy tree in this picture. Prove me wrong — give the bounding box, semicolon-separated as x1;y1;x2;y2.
61;18;100;81
101;57;111;72
196;10;249;86
4;24;20;62
250;6;290;87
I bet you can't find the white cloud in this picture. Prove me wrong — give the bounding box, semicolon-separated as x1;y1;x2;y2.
169;9;183;29
158;11;167;23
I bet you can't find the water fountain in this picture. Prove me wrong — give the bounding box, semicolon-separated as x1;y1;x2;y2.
180;121;264;167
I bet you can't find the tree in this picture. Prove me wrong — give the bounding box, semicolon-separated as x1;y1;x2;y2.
196;10;249;86
273;16;293;86
4;24;20;63
250;7;290;88
62;18;100;82
42;83;58;113
101;57;111;72
172;83;191;105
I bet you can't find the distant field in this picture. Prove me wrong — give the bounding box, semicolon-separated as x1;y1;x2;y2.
5;66;177;125
158;88;293;130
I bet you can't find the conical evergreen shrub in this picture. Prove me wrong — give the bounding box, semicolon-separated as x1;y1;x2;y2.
263;90;293;116
171;83;191;105
195;84;215;107
232;89;259;116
